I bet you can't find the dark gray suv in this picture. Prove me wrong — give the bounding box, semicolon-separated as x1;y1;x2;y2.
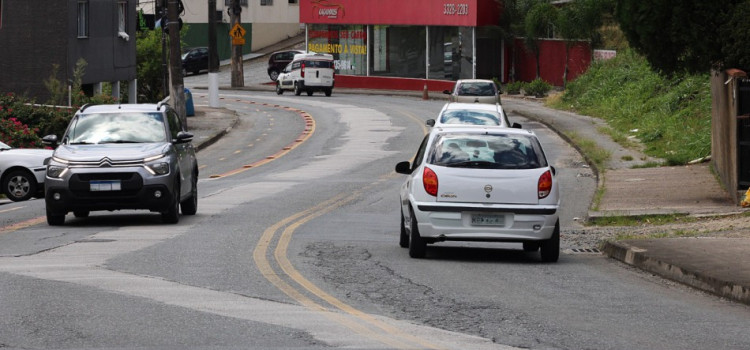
42;102;198;225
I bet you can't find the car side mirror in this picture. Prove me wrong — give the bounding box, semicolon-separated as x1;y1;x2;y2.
174;131;194;143
395;161;412;174
551;166;556;176
512;122;522;129
442;90;451;95
42;134;58;148
425;119;435;127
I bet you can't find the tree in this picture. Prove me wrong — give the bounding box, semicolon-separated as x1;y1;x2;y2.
557;0;613;86
136;29;166;103
720;1;750;71
497;0;538;81
616;0;739;74
525;2;557;78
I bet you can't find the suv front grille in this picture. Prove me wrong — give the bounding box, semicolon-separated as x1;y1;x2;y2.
68;157;144;168
69;172;144;195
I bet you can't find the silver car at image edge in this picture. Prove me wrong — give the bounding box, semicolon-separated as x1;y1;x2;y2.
42;102;199;225
0;141;52;202
395;126;560;261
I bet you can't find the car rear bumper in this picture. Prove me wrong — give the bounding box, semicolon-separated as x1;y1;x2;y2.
412;202;559;242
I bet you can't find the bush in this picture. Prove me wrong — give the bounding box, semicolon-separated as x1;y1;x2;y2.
506;81;525;95
0;93;74;146
524;78;552;97
553;49;711;165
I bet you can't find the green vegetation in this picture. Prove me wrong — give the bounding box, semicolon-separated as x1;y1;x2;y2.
548;49;711;165
524;78;553;97
589;213;695;227
563;131;611;171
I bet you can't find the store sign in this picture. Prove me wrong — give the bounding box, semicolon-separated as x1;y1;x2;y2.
300;0;501;26
310;0;345;20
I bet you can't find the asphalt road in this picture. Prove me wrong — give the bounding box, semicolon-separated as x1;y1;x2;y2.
0;77;749;348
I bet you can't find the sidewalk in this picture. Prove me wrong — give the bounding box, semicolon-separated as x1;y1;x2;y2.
502;96;750;306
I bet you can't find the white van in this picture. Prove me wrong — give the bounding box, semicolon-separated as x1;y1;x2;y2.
276;53;335;97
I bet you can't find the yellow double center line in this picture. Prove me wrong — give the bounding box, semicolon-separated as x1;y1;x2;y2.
252;109;443;349
253;176;444;349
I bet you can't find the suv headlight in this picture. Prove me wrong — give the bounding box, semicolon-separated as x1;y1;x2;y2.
47;157;69;178
146;162;170;175
144;154;170;175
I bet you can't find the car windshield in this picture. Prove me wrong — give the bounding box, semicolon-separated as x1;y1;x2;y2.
458;82;496;96
440;110;501;125
66;112;167;144
430;133;545;169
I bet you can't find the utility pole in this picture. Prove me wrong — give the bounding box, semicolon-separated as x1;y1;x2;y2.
208;0;220;107
158;0;168;98
229;0;244;88
167;0;187;127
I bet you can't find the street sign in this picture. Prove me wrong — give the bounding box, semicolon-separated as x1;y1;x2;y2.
232;37;245;46
230;23;246;39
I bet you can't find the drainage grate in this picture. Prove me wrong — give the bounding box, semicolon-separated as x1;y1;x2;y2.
565;248;601;254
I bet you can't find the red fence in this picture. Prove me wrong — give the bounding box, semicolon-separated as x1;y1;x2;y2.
508;39;592;86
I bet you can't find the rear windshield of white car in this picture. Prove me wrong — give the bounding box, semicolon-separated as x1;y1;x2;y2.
304;60;334;68
429;133;547;169
66;112;168;144
457;82;496;96
440;110;501;125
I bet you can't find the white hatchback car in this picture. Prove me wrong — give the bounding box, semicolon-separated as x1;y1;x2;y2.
427;102;521;128
395;126;560;261
0;140;52;201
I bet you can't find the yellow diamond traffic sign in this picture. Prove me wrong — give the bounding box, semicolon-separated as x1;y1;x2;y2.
230;23;246;39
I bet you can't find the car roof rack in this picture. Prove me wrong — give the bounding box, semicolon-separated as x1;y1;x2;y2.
79;103;91;112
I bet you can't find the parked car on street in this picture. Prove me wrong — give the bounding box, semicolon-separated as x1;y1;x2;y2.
276;52;335;97
395;126;560;261
0;141;52;202
426;102;520;128
443;79;501;104
42;102;199;225
267;49;305;81
181;47;209;76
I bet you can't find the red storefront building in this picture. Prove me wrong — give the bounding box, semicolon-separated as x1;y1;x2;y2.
299;0;505;91
299;0;593;90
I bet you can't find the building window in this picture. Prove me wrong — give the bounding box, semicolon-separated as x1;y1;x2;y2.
77;0;89;38
224;0;248;6
261;0;273;5
0;0;3;29
288;0;298;3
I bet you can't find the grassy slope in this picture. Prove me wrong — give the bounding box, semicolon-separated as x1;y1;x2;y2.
548;49;711;165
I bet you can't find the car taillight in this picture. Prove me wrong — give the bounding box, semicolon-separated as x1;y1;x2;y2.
301;62;305;78
423;167;438;196
538;170;552;199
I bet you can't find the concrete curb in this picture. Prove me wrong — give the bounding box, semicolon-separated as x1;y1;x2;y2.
601;240;750;306
192;109;241;153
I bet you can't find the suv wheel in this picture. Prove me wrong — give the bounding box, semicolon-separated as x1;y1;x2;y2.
162;179;180;224
269;69;280;81
46;208;65;226
294;83;302;96
276;82;283;95
180;170;198;215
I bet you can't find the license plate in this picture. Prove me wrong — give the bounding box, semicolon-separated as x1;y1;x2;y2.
471;214;504;226
90;180;121;192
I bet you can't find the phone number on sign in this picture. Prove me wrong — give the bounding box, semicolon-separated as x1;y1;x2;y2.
443;3;469;16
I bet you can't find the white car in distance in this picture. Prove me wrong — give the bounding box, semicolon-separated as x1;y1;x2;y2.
395;126;560;261
427;102;521;128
